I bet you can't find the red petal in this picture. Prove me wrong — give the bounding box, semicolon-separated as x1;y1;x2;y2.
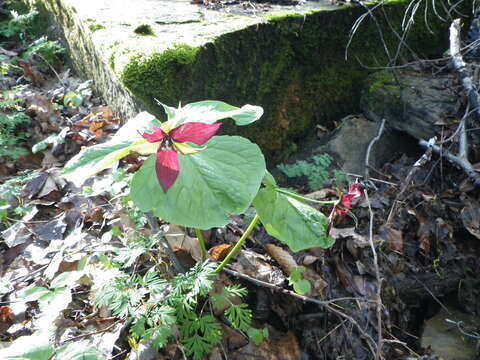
142;126;166;143
169;122;221;145
347;183;361;198
155;149;179;192
340;183;361;210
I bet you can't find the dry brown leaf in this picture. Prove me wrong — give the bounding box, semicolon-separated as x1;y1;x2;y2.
229;325;301;360
209;243;233;261
461;198;480;239
231;250;285;287
379;225;404;253
164;225;202;262
265;244;327;297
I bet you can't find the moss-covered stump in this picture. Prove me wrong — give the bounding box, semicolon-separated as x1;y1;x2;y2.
21;0;471;161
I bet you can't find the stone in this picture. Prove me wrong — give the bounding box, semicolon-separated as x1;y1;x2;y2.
361;69;458;140
312;114;411;175
21;0;472;161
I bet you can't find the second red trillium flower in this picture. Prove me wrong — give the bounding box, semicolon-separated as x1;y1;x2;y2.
142;122;221;192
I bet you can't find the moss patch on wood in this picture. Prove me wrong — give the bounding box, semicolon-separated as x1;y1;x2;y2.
119;0;465;162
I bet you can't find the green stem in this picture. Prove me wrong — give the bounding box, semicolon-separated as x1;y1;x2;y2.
275;188;339;206
195;228;207;260
215;214;260;273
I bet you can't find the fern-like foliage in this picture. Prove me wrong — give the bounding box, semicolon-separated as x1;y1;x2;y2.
278;154;334;190
0;112;31;160
96;258;262;359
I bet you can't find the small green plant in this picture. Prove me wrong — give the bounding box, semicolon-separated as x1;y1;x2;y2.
0;9;38;40
288;266;312;295
278;154;338;190
22;36;65;65
96;261;261;360
0;111;31;159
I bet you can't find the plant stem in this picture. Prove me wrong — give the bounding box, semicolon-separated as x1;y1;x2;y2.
275;188;338;205
215;214;260;273
195;228;207;260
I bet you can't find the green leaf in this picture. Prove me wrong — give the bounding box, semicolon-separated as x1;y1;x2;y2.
32;127;69;154
224;303;252;332
131;136;265;229
253;187;334;251
0;333;53;360
63;91;83;107
62;140;135;186
17;286;50;302
159;100;263;128
262;170;277;187
288;266;305;283
55;341;106;360
38;287;72;316
292;279;312;295
247;327;269;345
50;271;84;289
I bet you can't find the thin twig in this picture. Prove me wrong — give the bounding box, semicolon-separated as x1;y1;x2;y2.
222;267;378;356
344;172;398;186
145;213;185;274
60;320;121;345
419;139;480;185
364;189;384;360
365;118;386;183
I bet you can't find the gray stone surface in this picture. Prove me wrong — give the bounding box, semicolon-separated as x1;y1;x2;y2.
361;70;458;140
317;115;407;174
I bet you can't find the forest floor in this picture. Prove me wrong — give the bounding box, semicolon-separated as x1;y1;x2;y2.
0;2;480;360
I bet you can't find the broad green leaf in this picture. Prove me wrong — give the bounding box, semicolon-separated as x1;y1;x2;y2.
55;341;106;360
111;111;157;142
0;333;53;360
39;287;72;315
32;127;69;153
62;141;135;187
62;112;161;187
50;271;84;289
159;100;263;128
17;286;50;302
253;187;334;251
131;136;265;229
262;170;277;187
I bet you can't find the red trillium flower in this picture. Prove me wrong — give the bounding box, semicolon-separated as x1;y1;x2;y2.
328;183;361;225
142;122;221;192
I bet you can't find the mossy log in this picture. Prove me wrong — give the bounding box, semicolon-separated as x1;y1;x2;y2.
22;0;473;161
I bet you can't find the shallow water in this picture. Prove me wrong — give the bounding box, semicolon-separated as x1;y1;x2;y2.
421;307;479;360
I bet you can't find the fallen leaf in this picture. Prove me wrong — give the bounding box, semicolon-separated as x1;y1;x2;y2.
461;198;480;239
209;243;233;261
379;225;403;253
265;244;327;297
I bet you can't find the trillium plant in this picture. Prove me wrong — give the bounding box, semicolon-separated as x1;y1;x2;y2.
62;100;353;271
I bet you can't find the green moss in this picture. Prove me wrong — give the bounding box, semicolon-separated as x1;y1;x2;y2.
121;44;199;112
119;0;471;163
88;23;105;32
134;24;155;36
368;71;398;94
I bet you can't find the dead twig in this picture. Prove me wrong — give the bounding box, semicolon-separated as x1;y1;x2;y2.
386;138;433;225
364;189;384;360
222;267;378;356
365;118;386;185
145;213;185;274
427;19;480;186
